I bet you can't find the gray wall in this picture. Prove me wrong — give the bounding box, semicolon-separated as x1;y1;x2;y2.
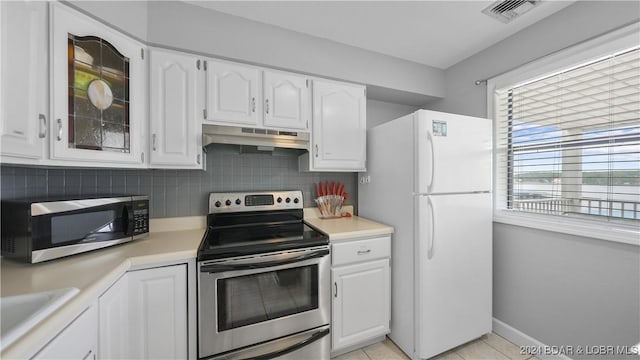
0;144;356;218
68;1;444;105
425;1;640;357
67;1;148;41
428;1;640;118
494;224;639;358
366;100;418;129
145;1;443;104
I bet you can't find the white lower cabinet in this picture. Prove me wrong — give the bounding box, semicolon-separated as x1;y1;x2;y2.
34;305;98;360
98;274;130;359
331;236;391;354
98;264;188;359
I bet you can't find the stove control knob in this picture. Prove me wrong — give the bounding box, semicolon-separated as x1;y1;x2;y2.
235;198;241;205
285;197;291;203
293;198;300;204
277;197;283;203
214;201;221;208
225;199;231;206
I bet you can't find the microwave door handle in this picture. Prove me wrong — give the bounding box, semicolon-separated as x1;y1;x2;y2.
201;248;329;273
242;327;329;360
123;204;132;236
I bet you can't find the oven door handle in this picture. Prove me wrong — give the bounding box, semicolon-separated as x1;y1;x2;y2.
201;248;329;273
245;327;329;360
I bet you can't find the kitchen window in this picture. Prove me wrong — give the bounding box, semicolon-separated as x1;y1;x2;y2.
489;23;640;245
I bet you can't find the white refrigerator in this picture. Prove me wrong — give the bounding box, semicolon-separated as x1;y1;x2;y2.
358;109;492;359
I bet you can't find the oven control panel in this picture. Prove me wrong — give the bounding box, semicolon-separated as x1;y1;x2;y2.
209;191;303;213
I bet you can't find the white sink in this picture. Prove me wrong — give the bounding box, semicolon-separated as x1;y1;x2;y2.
1;287;79;349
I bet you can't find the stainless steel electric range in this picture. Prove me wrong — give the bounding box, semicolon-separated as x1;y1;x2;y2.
197;191;330;360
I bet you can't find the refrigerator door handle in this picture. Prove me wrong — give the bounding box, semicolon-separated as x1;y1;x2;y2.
427;131;435;192
427;196;435;259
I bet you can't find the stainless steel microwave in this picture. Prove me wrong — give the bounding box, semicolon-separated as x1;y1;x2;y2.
1;195;149;263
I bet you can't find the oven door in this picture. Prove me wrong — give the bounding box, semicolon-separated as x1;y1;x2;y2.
198;246;330;359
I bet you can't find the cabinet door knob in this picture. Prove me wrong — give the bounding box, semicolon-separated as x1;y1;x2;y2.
252;97;256;113
152;133;157;151
334;282;338;298
315;144;319;158
265;99;269;114
38;114;47;139
357;249;371;255
56;119;62;141
197;154;201;164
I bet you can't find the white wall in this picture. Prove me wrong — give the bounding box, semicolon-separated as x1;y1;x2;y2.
426;1;640;355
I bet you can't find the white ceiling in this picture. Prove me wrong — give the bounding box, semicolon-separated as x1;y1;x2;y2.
185;1;576;69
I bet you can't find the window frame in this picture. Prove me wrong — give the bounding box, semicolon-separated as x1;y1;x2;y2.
488;22;640;246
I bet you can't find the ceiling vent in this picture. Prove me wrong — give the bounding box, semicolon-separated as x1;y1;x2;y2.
482;0;542;23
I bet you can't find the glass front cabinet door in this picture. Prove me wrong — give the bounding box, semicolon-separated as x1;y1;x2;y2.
50;4;146;166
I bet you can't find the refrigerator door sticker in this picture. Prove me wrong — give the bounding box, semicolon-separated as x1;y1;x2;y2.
433;121;447;136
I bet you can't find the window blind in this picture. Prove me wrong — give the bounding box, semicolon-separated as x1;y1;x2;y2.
495;47;640;223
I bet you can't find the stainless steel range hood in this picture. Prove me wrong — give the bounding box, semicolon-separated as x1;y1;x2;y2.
202;124;310;150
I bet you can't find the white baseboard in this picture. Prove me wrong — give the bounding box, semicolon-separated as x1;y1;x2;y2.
492;318;573;360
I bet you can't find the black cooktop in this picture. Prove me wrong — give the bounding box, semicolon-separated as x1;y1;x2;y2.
197;209;328;261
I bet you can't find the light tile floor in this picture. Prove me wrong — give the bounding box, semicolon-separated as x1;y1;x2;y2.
331;333;540;360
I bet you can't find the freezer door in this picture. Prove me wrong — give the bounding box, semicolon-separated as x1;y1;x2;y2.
416;193;492;359
415;110;492;194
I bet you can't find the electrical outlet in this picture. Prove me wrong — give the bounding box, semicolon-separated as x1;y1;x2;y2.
359;175;371;184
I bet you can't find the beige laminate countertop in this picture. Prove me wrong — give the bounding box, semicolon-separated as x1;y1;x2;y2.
1;212;392;358
0;227;204;359
305;215;394;241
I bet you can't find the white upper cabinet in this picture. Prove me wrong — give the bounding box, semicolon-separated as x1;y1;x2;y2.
301;79;366;172
0;1;48;162
263;70;309;130
204;59;261;126
50;4;146;167
149;49;203;169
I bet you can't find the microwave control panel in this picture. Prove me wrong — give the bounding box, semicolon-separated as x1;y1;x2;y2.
132;200;149;234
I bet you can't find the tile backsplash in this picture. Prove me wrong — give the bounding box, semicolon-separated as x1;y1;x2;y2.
0;144;357;218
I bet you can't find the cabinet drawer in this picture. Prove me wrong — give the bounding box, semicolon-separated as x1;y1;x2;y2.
332;236;390;266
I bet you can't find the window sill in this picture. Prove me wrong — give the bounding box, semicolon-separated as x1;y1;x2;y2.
493;210;640;246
